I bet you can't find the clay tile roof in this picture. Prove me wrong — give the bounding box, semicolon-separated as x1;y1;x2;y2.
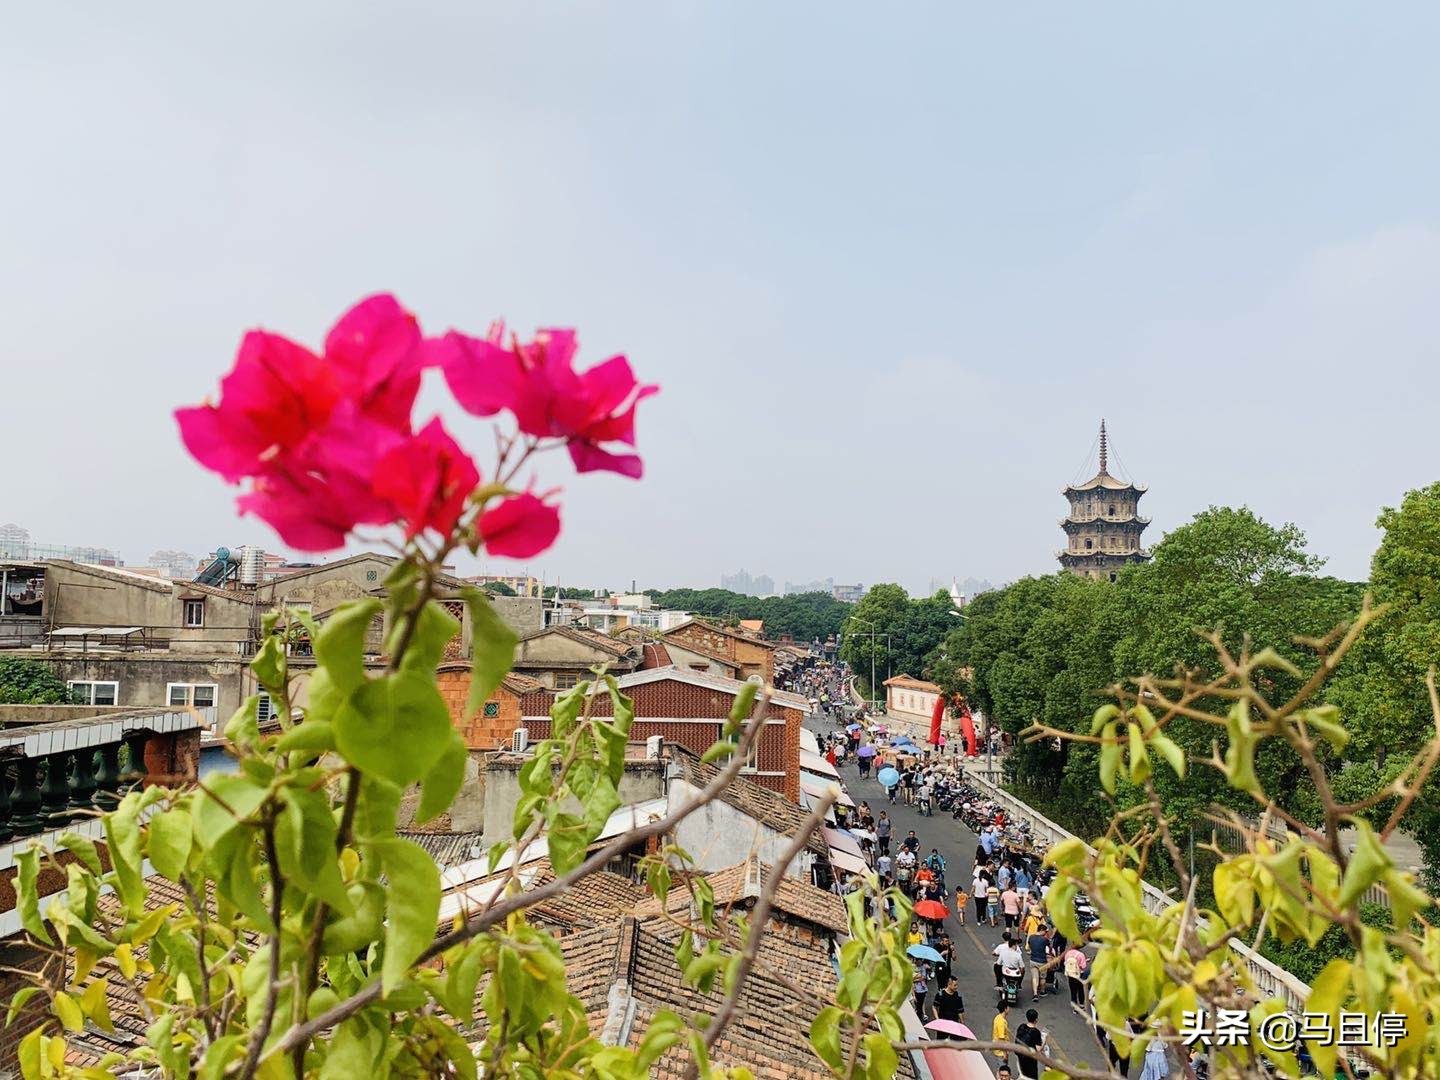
661;636;741;670
397;829;486;868
519;624;636;659
663;618;776;651
481;917;911;1079
639;640;672;668
882;674;942;692
634;860;848;934
665;746;825;856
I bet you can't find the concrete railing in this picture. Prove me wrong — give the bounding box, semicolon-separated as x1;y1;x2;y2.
962;771;1312;1015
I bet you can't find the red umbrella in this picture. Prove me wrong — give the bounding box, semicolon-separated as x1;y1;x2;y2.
913;899;950;920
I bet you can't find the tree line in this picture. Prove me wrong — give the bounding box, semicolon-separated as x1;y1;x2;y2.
939;491;1440;896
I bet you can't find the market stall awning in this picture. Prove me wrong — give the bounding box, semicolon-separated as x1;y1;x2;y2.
800;749;838;777
801;776;853;806
921;1045;994;1080
828;847;869;876
798;728;820;755
822;827;866;858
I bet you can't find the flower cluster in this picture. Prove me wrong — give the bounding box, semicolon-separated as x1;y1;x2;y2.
176;294;656;554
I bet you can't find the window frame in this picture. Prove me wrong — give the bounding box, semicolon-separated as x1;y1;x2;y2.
182;599;206;628
68;680;119;706
256;691;276;723
553;672;580;690
167;682;219;709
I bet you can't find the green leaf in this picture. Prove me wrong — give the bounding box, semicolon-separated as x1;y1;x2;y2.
1127;721;1150;785
862;1032;897;1080
274;721;337;755
193;773;268;848
397;599;460;674
147;808;193;882
276;786;353;913
104;791;148;918
56;834;103;876
1090;703;1120;735
1150;733;1186;779
546;811;589;875
317;600;383;691
1336;817;1392;909
334;671;452;785
377;838;441;992
354;774;401;842
463;587;519;719
14;848;51;945
223;695;261;750
52;991;82;1032
1098;720;1120;794
415;733;468;826
6;986;41;1026
79;976;113;1032
809;1005;843;1069
320;882;385;955
319;1019;384;1080
197;1034;243;1080
249;634;287;694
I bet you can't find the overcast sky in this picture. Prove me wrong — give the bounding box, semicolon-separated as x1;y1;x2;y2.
4;4;1437;594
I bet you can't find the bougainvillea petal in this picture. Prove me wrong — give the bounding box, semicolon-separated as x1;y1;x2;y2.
567;440;644;479
175;330;336;482
478;493;561;558
323;293;425;432
439;329;523;418
372;417;481;539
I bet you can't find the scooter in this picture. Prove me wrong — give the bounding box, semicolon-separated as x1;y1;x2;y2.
999;967;1023;1007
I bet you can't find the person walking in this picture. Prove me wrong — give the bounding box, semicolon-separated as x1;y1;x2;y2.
876;812;891;856
1063;944;1089;1011
912;964;930;1021
953;883;970;926
1014;1008;1044;1079
1001;885;1022;931
1027;924;1050;1001
1137;1037;1170;1080
933;978;964;1023
991;1002;1011;1074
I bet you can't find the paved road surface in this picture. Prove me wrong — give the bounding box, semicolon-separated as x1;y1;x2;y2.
806;713;1113;1075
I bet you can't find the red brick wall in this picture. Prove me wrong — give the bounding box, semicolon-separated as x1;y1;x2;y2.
518;677;802;799
437;668;524;749
142;730;200;783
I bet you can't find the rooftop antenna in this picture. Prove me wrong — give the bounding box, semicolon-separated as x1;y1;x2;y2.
1098;419;1109;475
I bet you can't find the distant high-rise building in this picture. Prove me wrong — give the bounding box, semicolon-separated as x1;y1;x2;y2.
832;583;865;604
0;523;30;553
1059;420;1150;581
783;577;834;597
721;569;775;595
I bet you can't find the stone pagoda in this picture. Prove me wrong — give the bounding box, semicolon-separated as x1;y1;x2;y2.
1059;420;1149;580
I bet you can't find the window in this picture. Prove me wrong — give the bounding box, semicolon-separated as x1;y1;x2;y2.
1109;572;1118;582
183;599;205;627
483;701;500;718
724;731;759;773
256;691;276;722
167;683;218;709
68;681;118;706
554;673;579;690
366;570;379;582
1085;539;1093;550
1108;504;1116;517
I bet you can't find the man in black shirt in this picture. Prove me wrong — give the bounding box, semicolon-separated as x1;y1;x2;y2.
932;979;964;1023
902;829;921;854
1014;1008;1044;1079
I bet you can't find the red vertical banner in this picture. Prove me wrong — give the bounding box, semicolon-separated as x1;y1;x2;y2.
929;695;946;745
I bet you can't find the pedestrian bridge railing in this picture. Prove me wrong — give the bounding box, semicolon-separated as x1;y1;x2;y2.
960;771;1313;1016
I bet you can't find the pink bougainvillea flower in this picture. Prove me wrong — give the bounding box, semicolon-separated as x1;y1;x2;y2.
478;491;561;559
372;417;481;540
175;294;436;550
323;293;427;431
441;326;658;479
175;330;339;483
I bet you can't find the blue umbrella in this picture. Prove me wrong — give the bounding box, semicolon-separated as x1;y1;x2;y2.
846;723;863;732
856;745;878;758
893;736;917;747
877;766;900;788
907;944;943;962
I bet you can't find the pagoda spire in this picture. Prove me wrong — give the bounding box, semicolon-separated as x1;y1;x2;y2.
1098;419;1108;475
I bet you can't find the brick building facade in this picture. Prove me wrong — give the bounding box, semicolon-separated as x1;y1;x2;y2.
662;619;776;683
516;667;806;801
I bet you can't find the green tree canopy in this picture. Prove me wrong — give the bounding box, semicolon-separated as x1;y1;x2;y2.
648;587;852;643
0;656;69;704
839;584;958;697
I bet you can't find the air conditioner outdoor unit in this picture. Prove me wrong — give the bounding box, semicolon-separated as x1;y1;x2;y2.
511;728;529;753
646;734;663;759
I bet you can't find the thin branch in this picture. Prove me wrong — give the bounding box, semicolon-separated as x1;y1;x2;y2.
261;696;782;1063
237;816;285;1080
684;790;837;1078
